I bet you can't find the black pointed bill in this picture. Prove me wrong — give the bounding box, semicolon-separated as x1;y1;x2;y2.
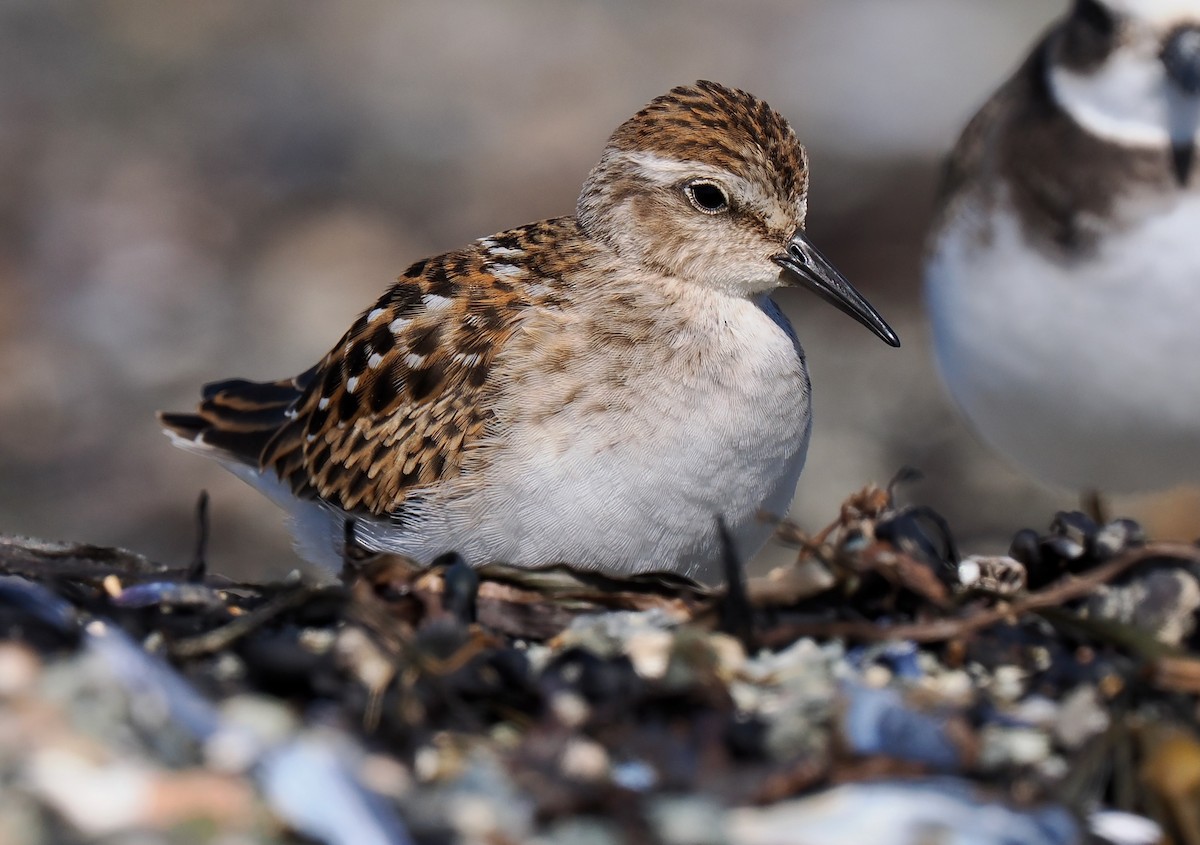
773;230;900;347
1162;26;1200;185
1171;142;1195;186
1163;25;1200;96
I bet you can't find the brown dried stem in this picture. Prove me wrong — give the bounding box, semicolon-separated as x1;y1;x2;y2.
759;542;1200;647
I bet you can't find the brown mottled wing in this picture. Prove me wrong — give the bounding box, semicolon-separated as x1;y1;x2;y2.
259;245;534;515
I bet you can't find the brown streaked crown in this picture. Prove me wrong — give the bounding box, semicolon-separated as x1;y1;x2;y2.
605;80;809;204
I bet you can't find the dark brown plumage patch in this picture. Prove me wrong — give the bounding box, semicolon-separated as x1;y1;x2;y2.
405;363;441;403
409;322;443;356
344;341;369;379
466;363;489;388
935;29;1178;255
368;367;397;414
1057;0;1120;73
427;263;459;298
607;80;809;207
388;282;425;314
370;324;395;356
161;217;596;517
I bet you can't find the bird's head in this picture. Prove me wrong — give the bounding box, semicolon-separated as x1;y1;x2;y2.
576;81;899;347
1048;0;1200;183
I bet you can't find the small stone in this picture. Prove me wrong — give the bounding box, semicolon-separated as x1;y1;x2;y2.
358;753;412;798
207;695;297;772
707;633;747;679
1089;810;1162;845
862;664;892;689
298;627;337;654
549;690;590;729
1085;569;1200;646
979;726;1051;769
1010;695;1058;728
335;626;394;692
920;669;973;705
1054;686;1109;749
0;644;41;698
611;759;657;792
556;608;682;660
542;818;623;845
649;795;727;845
990;666;1026;703
625;629;674;680
414;744;442;782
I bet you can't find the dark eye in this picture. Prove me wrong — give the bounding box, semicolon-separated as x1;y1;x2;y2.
685;180;730;214
1061;0;1117;69
1074;0;1115;35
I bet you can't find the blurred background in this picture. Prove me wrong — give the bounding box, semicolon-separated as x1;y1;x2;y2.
2;0;1195;579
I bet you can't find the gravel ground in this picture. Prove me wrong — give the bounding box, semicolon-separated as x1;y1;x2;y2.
0;486;1197;844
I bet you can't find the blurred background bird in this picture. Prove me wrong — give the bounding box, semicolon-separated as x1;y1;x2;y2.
2;1;1196;579
924;0;1200;517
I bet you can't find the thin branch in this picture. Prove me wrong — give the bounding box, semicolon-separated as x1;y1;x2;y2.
760;542;1200;646
186;490;210;582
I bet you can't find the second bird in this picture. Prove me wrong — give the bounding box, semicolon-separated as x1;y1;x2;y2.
925;0;1200;497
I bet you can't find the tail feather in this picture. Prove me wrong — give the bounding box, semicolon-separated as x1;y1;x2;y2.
159;365;318;468
201;376;308;404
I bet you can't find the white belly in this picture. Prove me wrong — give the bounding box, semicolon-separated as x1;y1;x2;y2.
925;190;1200;492
358;295;812;582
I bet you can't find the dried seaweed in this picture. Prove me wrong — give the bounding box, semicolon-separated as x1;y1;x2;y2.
2;484;1199;843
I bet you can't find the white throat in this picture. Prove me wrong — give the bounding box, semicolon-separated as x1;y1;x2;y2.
1050;49;1200;147
1103;0;1200;26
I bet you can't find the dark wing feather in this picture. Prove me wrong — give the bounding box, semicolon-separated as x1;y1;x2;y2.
160;220;586;517
158;366;318;465
263;245;537;514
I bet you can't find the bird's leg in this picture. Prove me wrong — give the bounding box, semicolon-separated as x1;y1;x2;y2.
340;518;361;582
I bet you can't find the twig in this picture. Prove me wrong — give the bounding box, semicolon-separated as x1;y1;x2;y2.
169;586;319;659
715;516;756;652
186;491;209;582
1149;655;1200;694
759;542;1200;646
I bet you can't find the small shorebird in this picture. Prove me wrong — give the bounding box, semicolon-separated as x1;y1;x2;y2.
161;81;899;581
